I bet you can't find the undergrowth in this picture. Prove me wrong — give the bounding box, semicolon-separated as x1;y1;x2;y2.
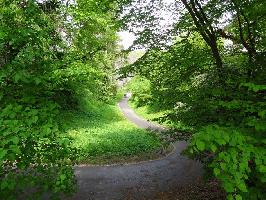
59;100;162;164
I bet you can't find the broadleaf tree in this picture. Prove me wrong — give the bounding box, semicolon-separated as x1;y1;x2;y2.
119;0;266;199
0;0;121;198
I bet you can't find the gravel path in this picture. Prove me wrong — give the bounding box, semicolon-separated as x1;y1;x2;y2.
71;97;203;200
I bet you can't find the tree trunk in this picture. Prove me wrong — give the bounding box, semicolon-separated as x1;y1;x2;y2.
181;0;224;76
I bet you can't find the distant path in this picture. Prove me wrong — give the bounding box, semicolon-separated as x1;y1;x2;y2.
118;96;166;132
71;97;203;200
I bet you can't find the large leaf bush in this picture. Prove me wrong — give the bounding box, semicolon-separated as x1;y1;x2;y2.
122;21;266;200
0;0;120;198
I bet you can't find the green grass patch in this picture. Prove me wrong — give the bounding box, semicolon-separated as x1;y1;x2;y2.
128;100;194;133
60;100;162;164
128;101;167;125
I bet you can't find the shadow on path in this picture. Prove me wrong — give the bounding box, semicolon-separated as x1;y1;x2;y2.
71;97;203;200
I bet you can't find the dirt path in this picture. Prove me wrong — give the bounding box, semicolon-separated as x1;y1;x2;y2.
71;97;203;200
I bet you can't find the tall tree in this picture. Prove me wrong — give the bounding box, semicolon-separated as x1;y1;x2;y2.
119;0;266;199
0;0;121;198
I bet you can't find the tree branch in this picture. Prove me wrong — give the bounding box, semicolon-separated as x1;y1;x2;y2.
180;0;211;45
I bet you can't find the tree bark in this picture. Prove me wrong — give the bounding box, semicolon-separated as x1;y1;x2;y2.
231;0;257;62
180;0;224;74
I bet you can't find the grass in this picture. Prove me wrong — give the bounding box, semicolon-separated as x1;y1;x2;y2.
128;100;194;134
128;101;167;126
60;100;162;164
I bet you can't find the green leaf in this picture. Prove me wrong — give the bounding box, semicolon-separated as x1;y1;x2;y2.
9;145;21;154
241;83;266;92
10;136;19;144
238;182;247;192
259;165;266;173
210;144;217;152
220;163;227;170
196;140;205;151
235;194;242;200
216;138;226;145
0;149;7;160
214;168;220;176
14;72;22;83
227;194;233;200
224;182;234;193
60;174;66;181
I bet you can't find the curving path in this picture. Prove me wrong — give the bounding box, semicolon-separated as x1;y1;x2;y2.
118;97;166;132
71;97;203;200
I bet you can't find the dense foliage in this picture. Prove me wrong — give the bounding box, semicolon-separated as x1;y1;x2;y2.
120;0;266;199
0;0;121;198
126;75;152;107
61;100;161;164
1;0;265;199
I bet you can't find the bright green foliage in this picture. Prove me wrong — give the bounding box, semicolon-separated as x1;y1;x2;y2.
128;101;166;124
61;100;162;164
190;125;266;199
124;33;214;129
0;0;120;198
126;39;266;200
62;0;119;102
0;1;75;198
120;0;266;199
125;75;152;106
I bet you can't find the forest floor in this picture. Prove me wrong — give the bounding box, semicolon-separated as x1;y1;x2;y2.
60;99;162;165
128;101;193;133
68;97;225;200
